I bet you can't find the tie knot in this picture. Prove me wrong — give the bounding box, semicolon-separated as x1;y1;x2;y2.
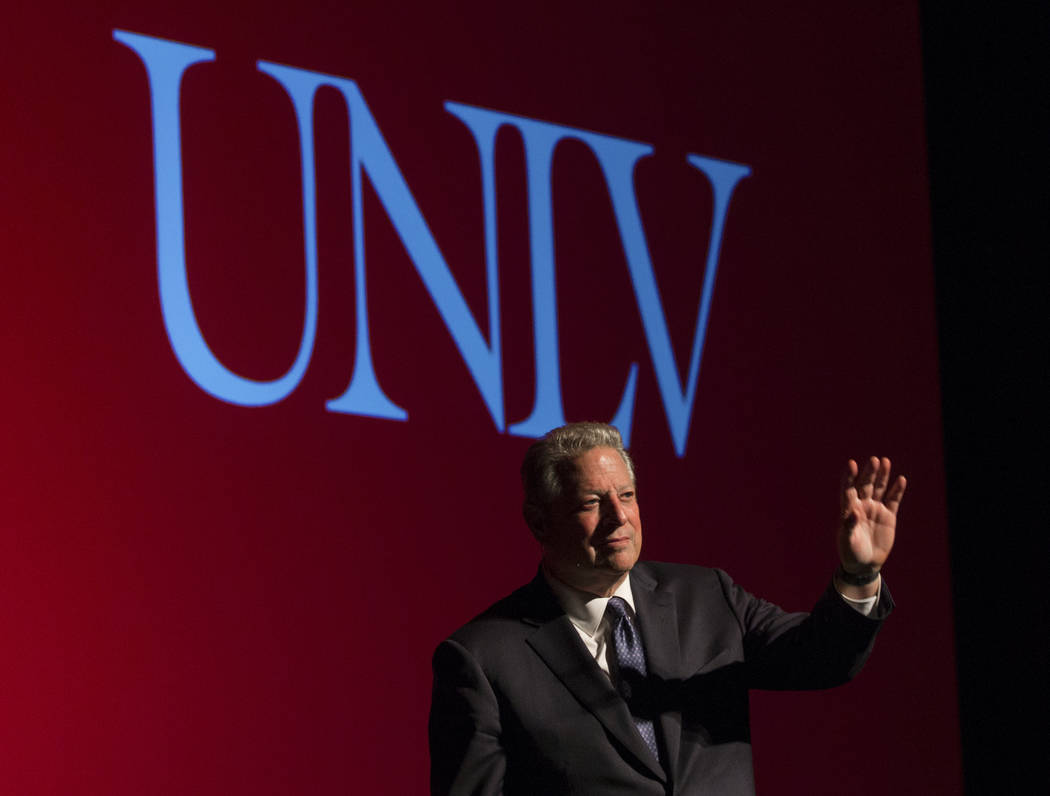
606;596;630;623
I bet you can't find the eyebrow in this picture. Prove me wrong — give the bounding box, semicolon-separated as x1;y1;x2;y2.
576;485;634;496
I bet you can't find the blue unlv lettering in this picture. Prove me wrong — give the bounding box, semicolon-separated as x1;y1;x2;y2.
113;29;750;456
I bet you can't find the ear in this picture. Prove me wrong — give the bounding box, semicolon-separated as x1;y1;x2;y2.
523;504;546;541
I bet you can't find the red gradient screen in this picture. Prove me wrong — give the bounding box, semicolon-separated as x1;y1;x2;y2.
1;2;959;793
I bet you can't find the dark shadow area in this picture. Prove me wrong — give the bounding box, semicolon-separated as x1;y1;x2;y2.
920;4;1049;793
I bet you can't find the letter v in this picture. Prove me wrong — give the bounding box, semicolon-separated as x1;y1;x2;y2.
588;138;751;457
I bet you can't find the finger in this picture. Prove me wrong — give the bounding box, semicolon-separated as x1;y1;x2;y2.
885;475;907;515
871;457;891;501
856;456;878;500
842;503;861;534
840;458;859;515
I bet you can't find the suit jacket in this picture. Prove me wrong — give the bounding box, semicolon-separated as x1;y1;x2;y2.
429;562;893;795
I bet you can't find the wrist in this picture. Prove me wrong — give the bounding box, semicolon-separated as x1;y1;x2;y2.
835;564;880;587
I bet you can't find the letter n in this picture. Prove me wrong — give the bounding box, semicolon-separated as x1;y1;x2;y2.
255;65;504;427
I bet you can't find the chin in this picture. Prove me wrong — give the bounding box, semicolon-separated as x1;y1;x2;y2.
600;552;638;572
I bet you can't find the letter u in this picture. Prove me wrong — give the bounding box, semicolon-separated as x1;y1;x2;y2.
114;29;319;406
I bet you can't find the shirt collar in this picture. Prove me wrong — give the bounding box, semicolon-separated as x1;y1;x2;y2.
543;568;637;638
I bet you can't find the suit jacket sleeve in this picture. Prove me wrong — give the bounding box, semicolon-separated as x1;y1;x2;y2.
429;638;505;796
714;569;894;690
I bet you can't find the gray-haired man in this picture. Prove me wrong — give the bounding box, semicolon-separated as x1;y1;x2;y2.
430;422;904;795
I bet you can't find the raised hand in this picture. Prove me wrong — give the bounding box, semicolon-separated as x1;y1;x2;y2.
838;456;907;577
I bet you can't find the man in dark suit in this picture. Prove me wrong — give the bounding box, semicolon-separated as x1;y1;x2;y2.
429;423;905;795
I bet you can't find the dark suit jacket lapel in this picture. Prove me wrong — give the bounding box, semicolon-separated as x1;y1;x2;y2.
521;573;668;784
632;564;683;783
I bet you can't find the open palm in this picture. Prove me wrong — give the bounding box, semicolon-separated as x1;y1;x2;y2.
839;456;907;573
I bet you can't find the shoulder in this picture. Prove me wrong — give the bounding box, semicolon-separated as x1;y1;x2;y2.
633;560;735;594
632;561;754;626
442;575;558;649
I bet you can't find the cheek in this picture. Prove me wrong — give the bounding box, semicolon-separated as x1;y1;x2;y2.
549;518;592;547
563;522;598;551
571;524;593;547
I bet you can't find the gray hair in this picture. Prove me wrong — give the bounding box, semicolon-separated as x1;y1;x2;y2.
521;422;636;532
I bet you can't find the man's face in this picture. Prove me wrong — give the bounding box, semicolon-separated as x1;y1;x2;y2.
539;446;642;596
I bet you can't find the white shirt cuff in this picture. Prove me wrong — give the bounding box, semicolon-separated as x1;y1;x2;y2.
838;586;879;617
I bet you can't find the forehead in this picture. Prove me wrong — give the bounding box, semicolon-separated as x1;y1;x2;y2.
565;447;633;491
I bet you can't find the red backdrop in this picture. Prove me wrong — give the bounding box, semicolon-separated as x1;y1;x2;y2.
1;2;960;792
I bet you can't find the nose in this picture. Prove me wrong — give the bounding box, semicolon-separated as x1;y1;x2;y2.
603;495;628;527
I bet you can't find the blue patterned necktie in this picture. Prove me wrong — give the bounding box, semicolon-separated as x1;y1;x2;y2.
605;596;660;763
